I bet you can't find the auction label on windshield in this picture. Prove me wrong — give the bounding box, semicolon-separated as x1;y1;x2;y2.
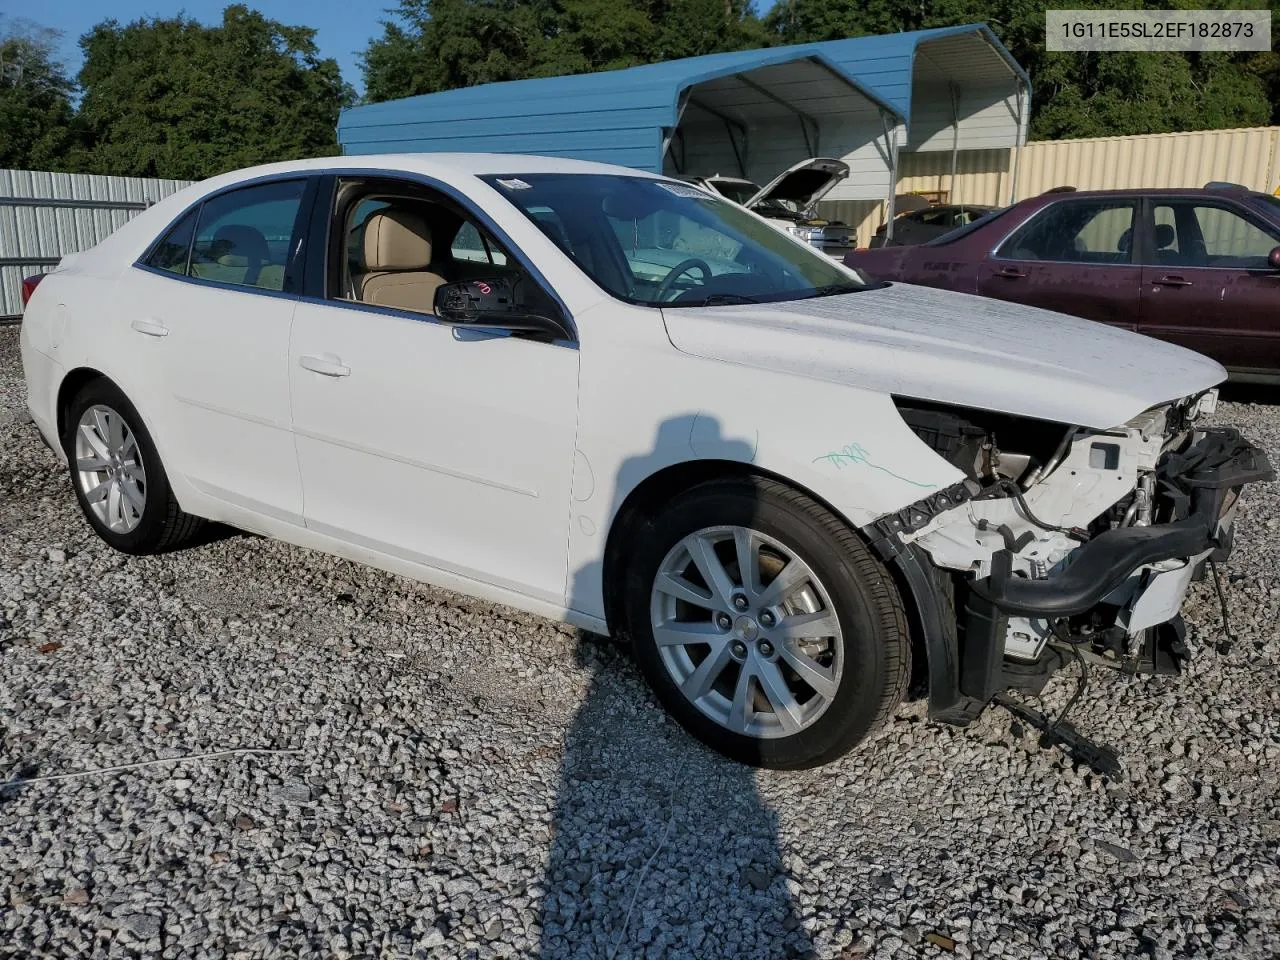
1047;9;1270;51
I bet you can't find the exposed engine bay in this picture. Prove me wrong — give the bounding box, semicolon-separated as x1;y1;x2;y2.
881;391;1272;694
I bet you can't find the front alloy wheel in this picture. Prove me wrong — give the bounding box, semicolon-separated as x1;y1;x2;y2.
625;476;911;769
650;525;843;739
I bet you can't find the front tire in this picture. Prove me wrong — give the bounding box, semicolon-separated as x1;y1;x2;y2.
623;476;910;769
62;379;203;554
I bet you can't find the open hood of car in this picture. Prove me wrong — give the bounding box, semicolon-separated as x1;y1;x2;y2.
661;282;1226;429
745;158;850;213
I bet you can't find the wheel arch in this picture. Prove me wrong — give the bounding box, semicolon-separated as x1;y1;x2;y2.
55;367;183;504
600;459;928;673
56;367;112;440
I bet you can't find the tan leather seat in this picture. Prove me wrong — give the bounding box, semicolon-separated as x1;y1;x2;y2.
356;209;447;312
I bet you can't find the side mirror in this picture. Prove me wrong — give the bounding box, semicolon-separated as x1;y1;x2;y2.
433;276;566;338
1269;246;1280;271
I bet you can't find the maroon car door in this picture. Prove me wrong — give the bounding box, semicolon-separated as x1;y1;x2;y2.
975;197;1142;328
1137;199;1280;373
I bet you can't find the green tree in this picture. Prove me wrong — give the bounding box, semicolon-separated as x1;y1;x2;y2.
363;0;559;101
361;0;766;102
644;0;767;62
0;17;79;170
928;0;1272;138
75;5;354;179
766;0;1275;139
763;0;925;41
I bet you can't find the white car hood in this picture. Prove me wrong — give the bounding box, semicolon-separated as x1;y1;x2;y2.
662;283;1227;429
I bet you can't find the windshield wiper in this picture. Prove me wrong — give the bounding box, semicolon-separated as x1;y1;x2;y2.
798;282;874;299
681;292;763;306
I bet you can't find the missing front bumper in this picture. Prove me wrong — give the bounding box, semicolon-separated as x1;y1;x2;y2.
974;427;1272;618
873;427;1273;727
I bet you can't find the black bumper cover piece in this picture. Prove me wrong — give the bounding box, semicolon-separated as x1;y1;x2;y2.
978;427;1272;618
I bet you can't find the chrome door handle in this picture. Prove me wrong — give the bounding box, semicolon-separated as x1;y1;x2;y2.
298;354;351;378
996;266;1027;279
131;318;169;337
1152;275;1192;287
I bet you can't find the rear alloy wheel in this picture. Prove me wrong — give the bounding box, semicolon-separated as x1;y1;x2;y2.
74;404;148;535
62;379;203;554
624;477;910;769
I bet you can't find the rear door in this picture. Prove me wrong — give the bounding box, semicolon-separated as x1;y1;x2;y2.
976;197;1141;328
131;177;314;524
1137;198;1280;373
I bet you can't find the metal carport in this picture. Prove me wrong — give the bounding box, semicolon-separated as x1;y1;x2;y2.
338;23;1029;228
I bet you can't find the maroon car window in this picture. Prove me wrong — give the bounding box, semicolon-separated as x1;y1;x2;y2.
923;206;1012;246
998;200;1136;265
1149;201;1279;270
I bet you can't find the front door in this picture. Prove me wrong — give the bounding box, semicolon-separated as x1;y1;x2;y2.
1138;198;1280;373
288;177;580;605
130;177;313;524
976;197;1142;328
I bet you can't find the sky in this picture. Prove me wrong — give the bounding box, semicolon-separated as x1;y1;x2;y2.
34;0;390;96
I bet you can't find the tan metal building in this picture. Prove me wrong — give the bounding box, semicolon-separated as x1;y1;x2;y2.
823;125;1280;248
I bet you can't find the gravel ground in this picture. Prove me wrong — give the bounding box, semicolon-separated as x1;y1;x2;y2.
1;324;1278;960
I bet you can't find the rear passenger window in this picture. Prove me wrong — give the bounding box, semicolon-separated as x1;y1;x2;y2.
189;180;307;291
145;209;197;274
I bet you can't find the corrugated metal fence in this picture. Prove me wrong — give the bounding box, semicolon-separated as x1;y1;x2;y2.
823;125;1280;248
0;169;191;320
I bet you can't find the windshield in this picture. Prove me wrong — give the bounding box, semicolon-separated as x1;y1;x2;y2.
483;173;871;307
708;180;759;206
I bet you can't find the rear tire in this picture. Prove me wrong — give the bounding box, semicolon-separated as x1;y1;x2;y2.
623;476;910;769
62;379;203;554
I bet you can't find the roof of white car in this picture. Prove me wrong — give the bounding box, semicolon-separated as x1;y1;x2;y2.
64;153;669;270
204;153;662;187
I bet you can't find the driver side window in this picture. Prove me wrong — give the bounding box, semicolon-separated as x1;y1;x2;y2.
334;180;516;316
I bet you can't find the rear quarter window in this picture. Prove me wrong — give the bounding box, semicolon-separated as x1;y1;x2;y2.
144;209;198;274
923;206;1014;246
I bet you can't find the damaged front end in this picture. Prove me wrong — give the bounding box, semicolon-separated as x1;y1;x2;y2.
865;392;1274;726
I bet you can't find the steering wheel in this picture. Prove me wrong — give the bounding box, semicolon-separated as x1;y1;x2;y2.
655;257;712;301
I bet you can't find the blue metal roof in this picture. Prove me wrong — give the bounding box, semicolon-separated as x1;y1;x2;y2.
804;24;1028;116
338;24;1027;171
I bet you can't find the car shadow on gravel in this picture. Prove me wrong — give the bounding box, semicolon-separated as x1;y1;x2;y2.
540;634;814;960
541;417;813;960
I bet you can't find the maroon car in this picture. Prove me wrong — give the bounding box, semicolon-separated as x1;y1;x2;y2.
846;186;1280;382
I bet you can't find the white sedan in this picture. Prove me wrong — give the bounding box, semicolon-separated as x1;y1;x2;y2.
20;154;1271;768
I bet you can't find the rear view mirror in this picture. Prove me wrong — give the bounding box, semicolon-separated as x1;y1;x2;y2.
1269;246;1280;270
434;276;567;339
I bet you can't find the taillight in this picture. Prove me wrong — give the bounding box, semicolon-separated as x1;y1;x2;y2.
20;274;45;308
